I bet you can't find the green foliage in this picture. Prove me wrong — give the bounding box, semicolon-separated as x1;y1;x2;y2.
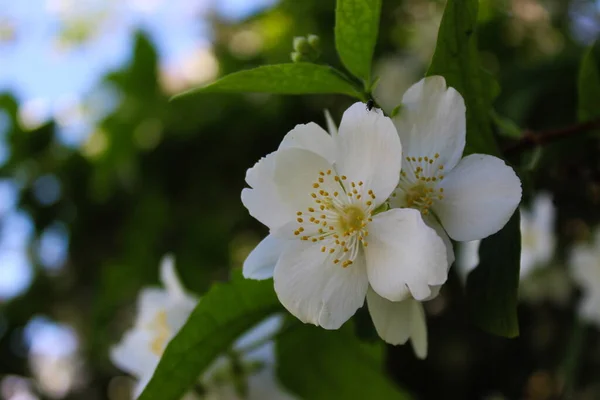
278;324;412;400
138;272;281;400
429;0;521;338
334;0;382;85
173;64;362;100
426;0;499;156
490;109;522;139
466;211;521;338
577;44;600;123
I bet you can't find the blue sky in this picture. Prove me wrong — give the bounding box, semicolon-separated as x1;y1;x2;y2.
0;0;276;104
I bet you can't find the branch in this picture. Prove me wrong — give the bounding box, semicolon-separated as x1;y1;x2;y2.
504;119;600;155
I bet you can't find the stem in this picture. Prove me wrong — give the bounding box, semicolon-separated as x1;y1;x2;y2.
560;317;587;397
504;119;600;154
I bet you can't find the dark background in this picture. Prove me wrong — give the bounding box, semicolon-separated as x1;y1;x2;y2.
0;0;599;399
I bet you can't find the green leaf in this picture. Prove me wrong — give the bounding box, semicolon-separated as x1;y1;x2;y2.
138;272;281;400
335;0;382;83
466;211;521;338
278;324;412;400
490;109;522;139
172;64;362;100
426;0;500;156
577;43;600;123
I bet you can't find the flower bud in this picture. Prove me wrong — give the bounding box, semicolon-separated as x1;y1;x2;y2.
290;51;304;63
307;34;320;50
293;36;311;54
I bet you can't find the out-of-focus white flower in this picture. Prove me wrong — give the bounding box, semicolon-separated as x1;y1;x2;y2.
242;103;449;358
456;193;556;280
391;76;522;247
111;256;294;399
110;255;198;398
0;375;39;400
26;318;84;399
519;193;555;278
519;267;571;306
201;315;296;400
569;228;600;325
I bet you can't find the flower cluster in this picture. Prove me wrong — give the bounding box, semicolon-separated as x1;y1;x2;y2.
241;76;522;357
110;256;294;399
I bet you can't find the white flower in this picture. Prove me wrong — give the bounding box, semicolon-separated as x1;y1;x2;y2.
519;192;555;278
111;257;295;399
456;193;556;281
390;76;522;246
242;103;449;356
569;228;600;325
110;255;198;398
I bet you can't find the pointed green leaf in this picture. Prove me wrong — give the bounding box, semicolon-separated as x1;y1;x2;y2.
172;64;362;100
335;0;382;83
426;0;500;156
578;43;600;123
138;272;280;400
278;324;411;400
466;211;521;338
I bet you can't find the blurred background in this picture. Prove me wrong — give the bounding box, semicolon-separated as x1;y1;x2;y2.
0;0;599;399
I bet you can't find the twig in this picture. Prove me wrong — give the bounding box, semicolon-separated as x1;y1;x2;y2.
504;119;600;154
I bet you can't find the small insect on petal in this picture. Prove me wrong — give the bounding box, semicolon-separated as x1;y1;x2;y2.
366;99;374;111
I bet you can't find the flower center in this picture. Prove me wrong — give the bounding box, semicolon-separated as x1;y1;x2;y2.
147;310;171;356
293;169;375;268
339;205;367;233
393;154;445;215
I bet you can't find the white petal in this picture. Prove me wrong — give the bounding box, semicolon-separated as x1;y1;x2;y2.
580;293;600;325
110;329;159;379
242;152;293;230
532;192;555;233
570;244;600;294
409;300;428;359
421;216;454;301
234;314;284;352
366;289;428;358
394;76;466;171
520;193;556;277
456;240;481;282
273;148;337;215
335;102;402;201
279;122;336;164
365;208;449;302
423;215;455;269
366;288;411;345
273;241;368;329
243;234;286;280
165;295;198;332
434;154;522;242
136;288;170;326
324;109;338;136
133;375;153;399
245;151;276;189
159;254;186;299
